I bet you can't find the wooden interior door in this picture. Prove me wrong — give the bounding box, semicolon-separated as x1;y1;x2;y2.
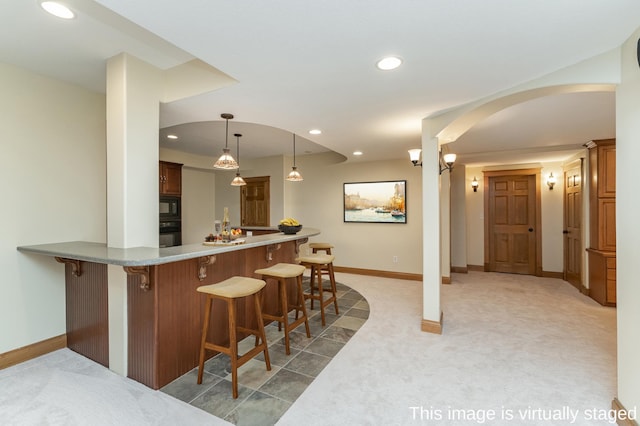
485;172;539;275
240;176;270;226
564;159;583;289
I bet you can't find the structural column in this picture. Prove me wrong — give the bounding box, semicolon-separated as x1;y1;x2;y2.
106;53;161;374
440;167;451;284
420;120;442;333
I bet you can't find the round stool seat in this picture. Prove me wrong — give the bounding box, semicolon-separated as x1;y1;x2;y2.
197;276;266;298
255;263;306;278
309;242;333;250
296;254;335;265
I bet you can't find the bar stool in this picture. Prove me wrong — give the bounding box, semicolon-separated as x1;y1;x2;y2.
196;276;271;399
309;242;333;255
296;254;339;326
308;242;334;281
254;263;310;355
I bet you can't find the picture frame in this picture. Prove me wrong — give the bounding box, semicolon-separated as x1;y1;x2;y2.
343;180;407;223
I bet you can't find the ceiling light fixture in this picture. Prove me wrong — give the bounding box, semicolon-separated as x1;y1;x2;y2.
353;151;363;156
40;1;75;19
309;129;322;135
376;56;402;70
213;113;239;170
230;133;246;186
286;133;303;182
167;134;178;140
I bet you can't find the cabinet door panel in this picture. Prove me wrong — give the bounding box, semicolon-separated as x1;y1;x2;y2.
598;199;616;252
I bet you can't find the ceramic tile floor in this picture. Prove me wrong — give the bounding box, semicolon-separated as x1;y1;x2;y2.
160;280;370;426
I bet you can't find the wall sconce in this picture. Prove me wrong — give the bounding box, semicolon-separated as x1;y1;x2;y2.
471;177;479;192
408;149;456;174
547;172;556;190
408;149;422;166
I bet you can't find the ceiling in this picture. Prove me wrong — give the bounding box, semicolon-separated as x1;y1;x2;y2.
2;1;638;166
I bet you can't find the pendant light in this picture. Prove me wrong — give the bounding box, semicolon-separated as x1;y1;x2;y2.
230;133;247;186
213;113;239;170
286;133;303;181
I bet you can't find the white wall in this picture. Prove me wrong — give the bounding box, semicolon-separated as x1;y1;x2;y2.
465;166;485;267
289;153;423;274
540;162;564;273
450;166;467;269
455;163;565;273
182;167;216;243
1;62;106;353
161;147;424;274
615;26;640;416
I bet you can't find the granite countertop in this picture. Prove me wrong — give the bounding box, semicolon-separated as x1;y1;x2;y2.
17;228;319;267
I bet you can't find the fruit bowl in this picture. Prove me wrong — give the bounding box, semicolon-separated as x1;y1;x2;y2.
278;224;302;234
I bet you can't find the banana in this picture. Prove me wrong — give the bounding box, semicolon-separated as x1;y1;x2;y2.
279;217;300;226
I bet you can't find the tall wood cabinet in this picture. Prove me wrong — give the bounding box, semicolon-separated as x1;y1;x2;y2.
586;139;616;306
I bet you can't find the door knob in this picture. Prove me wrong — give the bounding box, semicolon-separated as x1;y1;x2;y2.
562;230;569;234
528;228;533;232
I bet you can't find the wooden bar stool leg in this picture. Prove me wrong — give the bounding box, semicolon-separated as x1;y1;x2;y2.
279;277;292;355
254;290;271;370
309;265;316;310
197;296;212;384
297;274;311;337
276;279;283;331
329;262;339;315
316;264;326;326
228;298;239;399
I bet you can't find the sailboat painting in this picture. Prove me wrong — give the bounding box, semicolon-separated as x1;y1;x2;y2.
343;180;407;223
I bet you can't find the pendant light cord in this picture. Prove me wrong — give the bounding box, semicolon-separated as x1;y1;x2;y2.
236;134;241;166
293;134;296;167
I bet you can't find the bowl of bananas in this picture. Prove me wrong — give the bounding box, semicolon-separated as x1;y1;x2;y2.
278;218;302;234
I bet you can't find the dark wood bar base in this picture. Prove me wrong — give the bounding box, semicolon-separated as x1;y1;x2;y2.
130;240;303;389
63;261;109;368
62;239;305;390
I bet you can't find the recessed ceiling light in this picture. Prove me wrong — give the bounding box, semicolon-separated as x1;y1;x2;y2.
167;134;178;140
376;56;402;71
40;1;75;19
353;151;363;156
309;129;322;135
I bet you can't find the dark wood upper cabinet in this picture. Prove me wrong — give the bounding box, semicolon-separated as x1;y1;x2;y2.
159;161;182;196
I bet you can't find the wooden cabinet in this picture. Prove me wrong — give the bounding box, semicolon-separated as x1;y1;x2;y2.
587;249;616;306
587;139;616;306
159;161;182;196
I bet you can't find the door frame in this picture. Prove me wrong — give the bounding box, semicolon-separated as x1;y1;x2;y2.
483;168;542;276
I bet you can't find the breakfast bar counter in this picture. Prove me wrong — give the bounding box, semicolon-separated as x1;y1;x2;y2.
18;228;319;389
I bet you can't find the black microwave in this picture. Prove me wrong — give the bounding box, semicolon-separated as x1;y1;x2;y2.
160;196;180;220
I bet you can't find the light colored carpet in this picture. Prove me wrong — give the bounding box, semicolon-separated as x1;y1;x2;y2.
280;272;617;426
0;346;230;425
0;272;616;425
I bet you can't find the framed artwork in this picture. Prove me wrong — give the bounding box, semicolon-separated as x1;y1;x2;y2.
343;180;407;223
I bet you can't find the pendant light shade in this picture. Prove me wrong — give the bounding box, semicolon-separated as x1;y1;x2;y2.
286;133;303;182
213;113;239;170
230;133;246;186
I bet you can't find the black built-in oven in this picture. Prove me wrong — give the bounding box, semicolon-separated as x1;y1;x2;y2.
159;220;181;247
159;196;181;247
